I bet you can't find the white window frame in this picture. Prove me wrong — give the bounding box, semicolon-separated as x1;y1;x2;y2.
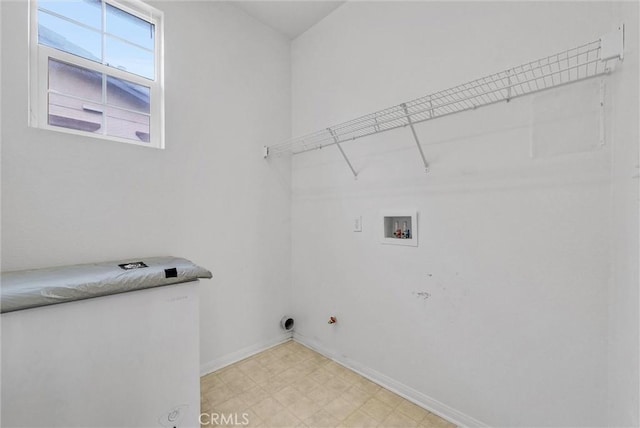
28;0;165;149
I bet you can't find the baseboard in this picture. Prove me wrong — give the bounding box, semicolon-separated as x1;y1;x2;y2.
200;332;292;376
293;332;488;428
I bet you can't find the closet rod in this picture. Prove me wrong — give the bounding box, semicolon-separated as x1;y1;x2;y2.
264;25;624;167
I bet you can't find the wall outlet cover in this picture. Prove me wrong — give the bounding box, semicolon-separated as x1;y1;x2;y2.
354;216;362;232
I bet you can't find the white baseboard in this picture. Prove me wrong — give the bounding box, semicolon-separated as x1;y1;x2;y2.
200;332;292;376
293;332;488;428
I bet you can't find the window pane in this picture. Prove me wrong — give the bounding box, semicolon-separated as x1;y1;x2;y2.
105;106;150;142
39;11;101;62
38;0;102;30
107;76;150;114
49;59;102;102
106;3;154;51
48;93;102;133
105;36;154;79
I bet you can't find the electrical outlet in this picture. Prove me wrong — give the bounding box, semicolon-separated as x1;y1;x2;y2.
354;216;362;232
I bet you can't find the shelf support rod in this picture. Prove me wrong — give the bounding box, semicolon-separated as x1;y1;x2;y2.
328;128;358;179
401;103;429;173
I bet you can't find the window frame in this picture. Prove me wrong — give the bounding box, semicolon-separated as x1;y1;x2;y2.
28;0;165;149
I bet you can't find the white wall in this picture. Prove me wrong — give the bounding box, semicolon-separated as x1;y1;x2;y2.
290;2;638;427
607;3;640;426
2;282;200;427
0;0;292;375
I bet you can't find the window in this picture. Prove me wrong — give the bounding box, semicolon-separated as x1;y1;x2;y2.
29;0;164;148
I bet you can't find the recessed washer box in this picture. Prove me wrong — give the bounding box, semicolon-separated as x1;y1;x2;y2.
381;210;418;246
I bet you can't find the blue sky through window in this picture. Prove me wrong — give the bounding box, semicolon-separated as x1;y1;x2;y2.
38;0;155;79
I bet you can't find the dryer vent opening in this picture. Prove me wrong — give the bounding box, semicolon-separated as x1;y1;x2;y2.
281;316;294;331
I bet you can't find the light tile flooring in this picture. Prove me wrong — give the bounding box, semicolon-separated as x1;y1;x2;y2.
200;340;456;428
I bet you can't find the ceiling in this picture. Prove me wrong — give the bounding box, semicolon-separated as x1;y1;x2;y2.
233;1;345;40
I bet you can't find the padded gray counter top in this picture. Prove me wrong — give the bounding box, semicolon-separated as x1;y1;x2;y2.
1;256;212;313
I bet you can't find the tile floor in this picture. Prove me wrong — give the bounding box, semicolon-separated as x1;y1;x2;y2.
200;340;456;427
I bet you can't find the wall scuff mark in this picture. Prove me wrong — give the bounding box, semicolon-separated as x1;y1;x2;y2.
413;291;431;300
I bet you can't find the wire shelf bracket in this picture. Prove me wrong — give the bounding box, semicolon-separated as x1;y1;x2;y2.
402;103;429;173
329;128;358;179
265;25;625;176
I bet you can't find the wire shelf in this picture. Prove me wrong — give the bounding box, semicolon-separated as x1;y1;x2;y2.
266;31;623;160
